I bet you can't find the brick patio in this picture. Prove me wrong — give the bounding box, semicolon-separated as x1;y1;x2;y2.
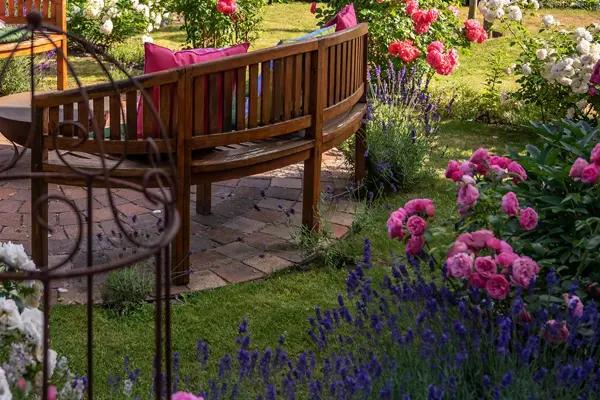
0;136;358;303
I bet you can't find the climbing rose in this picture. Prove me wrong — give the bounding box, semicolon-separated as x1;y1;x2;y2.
501;192;520;216
490;155;511;169
511;256;539;288
406;215;427;236
387;208;407;240
469;272;487;289
216;0;236;15
581;163;600;184
457;183;479;208
388;40;421;63
404;198;435;217
563;294;584;318
475;256;497;278
310;2;317;13
405;0;419;16
470;147;490;174
591;143;600;164
445;160;463;181
464;19;488;43
485;274;510;300
507;161;527;182
496;251;518;270
406;235;425;255
543;320;569;344
570;157;589;179
447;252;474;279
426;41;458;75
469;229;494;249
172;393;204;400
519;207;538;231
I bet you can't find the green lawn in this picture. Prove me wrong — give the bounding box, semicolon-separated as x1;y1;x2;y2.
46;3;584;397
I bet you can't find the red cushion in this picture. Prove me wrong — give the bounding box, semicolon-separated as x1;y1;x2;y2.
324;3;358;32
138;42;250;136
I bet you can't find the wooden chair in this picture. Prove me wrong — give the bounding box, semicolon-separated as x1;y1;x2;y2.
30;23;368;285
0;0;68;89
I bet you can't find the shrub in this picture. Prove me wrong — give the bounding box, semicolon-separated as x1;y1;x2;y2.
107;38;145;73
173;0;264;48
112;239;600;399
315;0;486;73
0;55;49;96
539;0;599;9
67;0;169;50
101;263;153;315
443;121;600;293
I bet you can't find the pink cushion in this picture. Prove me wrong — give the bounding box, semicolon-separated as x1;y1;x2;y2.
324;3;358;32
138;42;250;136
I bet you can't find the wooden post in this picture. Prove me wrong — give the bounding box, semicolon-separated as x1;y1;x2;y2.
468;0;477;19
302;45;326;231
31;106;48;269
355;33;368;185
173;70;190;285
56;0;68;90
196;183;211;215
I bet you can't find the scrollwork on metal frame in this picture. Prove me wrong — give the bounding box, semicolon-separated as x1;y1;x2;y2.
0;12;179;399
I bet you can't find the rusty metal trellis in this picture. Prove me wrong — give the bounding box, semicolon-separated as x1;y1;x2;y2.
0;11;179;400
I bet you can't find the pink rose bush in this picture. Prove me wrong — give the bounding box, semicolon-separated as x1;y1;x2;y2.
386;198;435;256
500;192;538;231
388;40;421;64
464;19;488;44
446;229;540;299
216;0;237;15
570;143;600;184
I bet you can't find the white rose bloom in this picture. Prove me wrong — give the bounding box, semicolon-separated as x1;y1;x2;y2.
542;15;556;27
147;23;154;33
0;242;35;271
576;99;589;110
574;27;593;42
566;107;575;119
508;5;522;21
0;298;22;331
47;349;58;377
72;5;81;14
531;0;540;9
562;65;575;77
131;0;139;6
0;367;11;400
153;13;162;26
577;40;591;55
557;76;572;86
536;49;548;60
142;34;154;43
20;307;43;346
495;8;505;19
100;19;114;35
521;63;532;75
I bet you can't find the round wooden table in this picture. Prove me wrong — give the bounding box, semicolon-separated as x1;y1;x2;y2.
0;92;32;147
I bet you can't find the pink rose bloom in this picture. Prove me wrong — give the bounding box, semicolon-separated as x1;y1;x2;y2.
457;183;479;207
499;240;513;253
469;147;489;173
519;207;538;231
387;208;407;240
496;251;518;271
388;40;421;63
404;198;435;217
470;229;495;249
518;309;533;323
48;386;58;400
445;160;463;181
412;9;439;34
507;161;527;182
456;232;473;246
427;41;445;54
486;237;502;252
405;0;419;16
581;163;600;184
447;252;474;279
459;161;475;176
591;59;600;85
406;235;425;255
448;5;459;15
591;143;600;164
501;192;520;216
475;256;497;278
464;19;487;43
543;320;569;344
511;256;539;288
569;157;589;179
563;294;584;318
216;0;237;14
485;274;510;300
489;155;511;169
447;240;470;258
406;215;427;236
17;378;27;392
469;271;487;289
173;392;204;400
488;165;506;179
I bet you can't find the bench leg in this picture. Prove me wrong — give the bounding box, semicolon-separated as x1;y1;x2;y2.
57;39;68;90
302;151;322;231
355;123;367;185
173;183;190;285
196;183;211;215
31;179;48;270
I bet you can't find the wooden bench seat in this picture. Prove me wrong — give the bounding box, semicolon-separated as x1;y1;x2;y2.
29;23;369;284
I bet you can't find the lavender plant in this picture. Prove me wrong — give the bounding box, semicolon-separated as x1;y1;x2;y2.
111;242;600;400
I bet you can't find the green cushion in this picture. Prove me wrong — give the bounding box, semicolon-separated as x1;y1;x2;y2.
0;26;30;44
278;25;336;45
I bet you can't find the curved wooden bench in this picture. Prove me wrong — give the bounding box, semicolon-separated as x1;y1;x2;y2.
29;23;368;284
0;0;68;89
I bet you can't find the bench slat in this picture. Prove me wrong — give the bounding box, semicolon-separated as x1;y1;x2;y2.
208;73;220;134
235;67;246;130
283;56;293;120
261;61;272;125
62;103;73;137
272;58;283;122
327;47;335;107
193;76;206;135
293;54;303;118
248;63;259;129
126;91;137;139
223;70;233;132
93;97;105;140
303;52;311;116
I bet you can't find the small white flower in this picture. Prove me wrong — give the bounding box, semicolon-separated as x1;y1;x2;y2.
531;0;540;9
576;99;588;110
0;367;11;400
508;5;522;21
566;107;575;119
542;15;556;27
20;307;43;346
521;63;532;75
536;48;548;60
142;34;154;43
100;19;114;35
0;298;22;331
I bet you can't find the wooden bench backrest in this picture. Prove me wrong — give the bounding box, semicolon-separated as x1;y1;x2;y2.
186;23;368;150
0;0;65;27
32;68;184;155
